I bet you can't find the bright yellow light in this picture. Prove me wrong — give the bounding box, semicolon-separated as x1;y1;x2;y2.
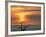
15;12;32;22
16;13;25;22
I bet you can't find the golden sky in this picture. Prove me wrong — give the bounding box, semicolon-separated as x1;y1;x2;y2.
11;6;41;25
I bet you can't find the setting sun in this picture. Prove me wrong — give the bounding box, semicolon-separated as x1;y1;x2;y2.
11;6;41;26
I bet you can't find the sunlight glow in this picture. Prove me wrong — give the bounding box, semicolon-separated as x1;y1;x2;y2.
15;12;32;22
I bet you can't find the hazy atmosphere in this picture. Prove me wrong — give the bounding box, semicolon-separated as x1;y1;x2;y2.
11;6;41;31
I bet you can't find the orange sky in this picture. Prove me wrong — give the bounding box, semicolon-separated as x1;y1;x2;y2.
11;6;41;25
